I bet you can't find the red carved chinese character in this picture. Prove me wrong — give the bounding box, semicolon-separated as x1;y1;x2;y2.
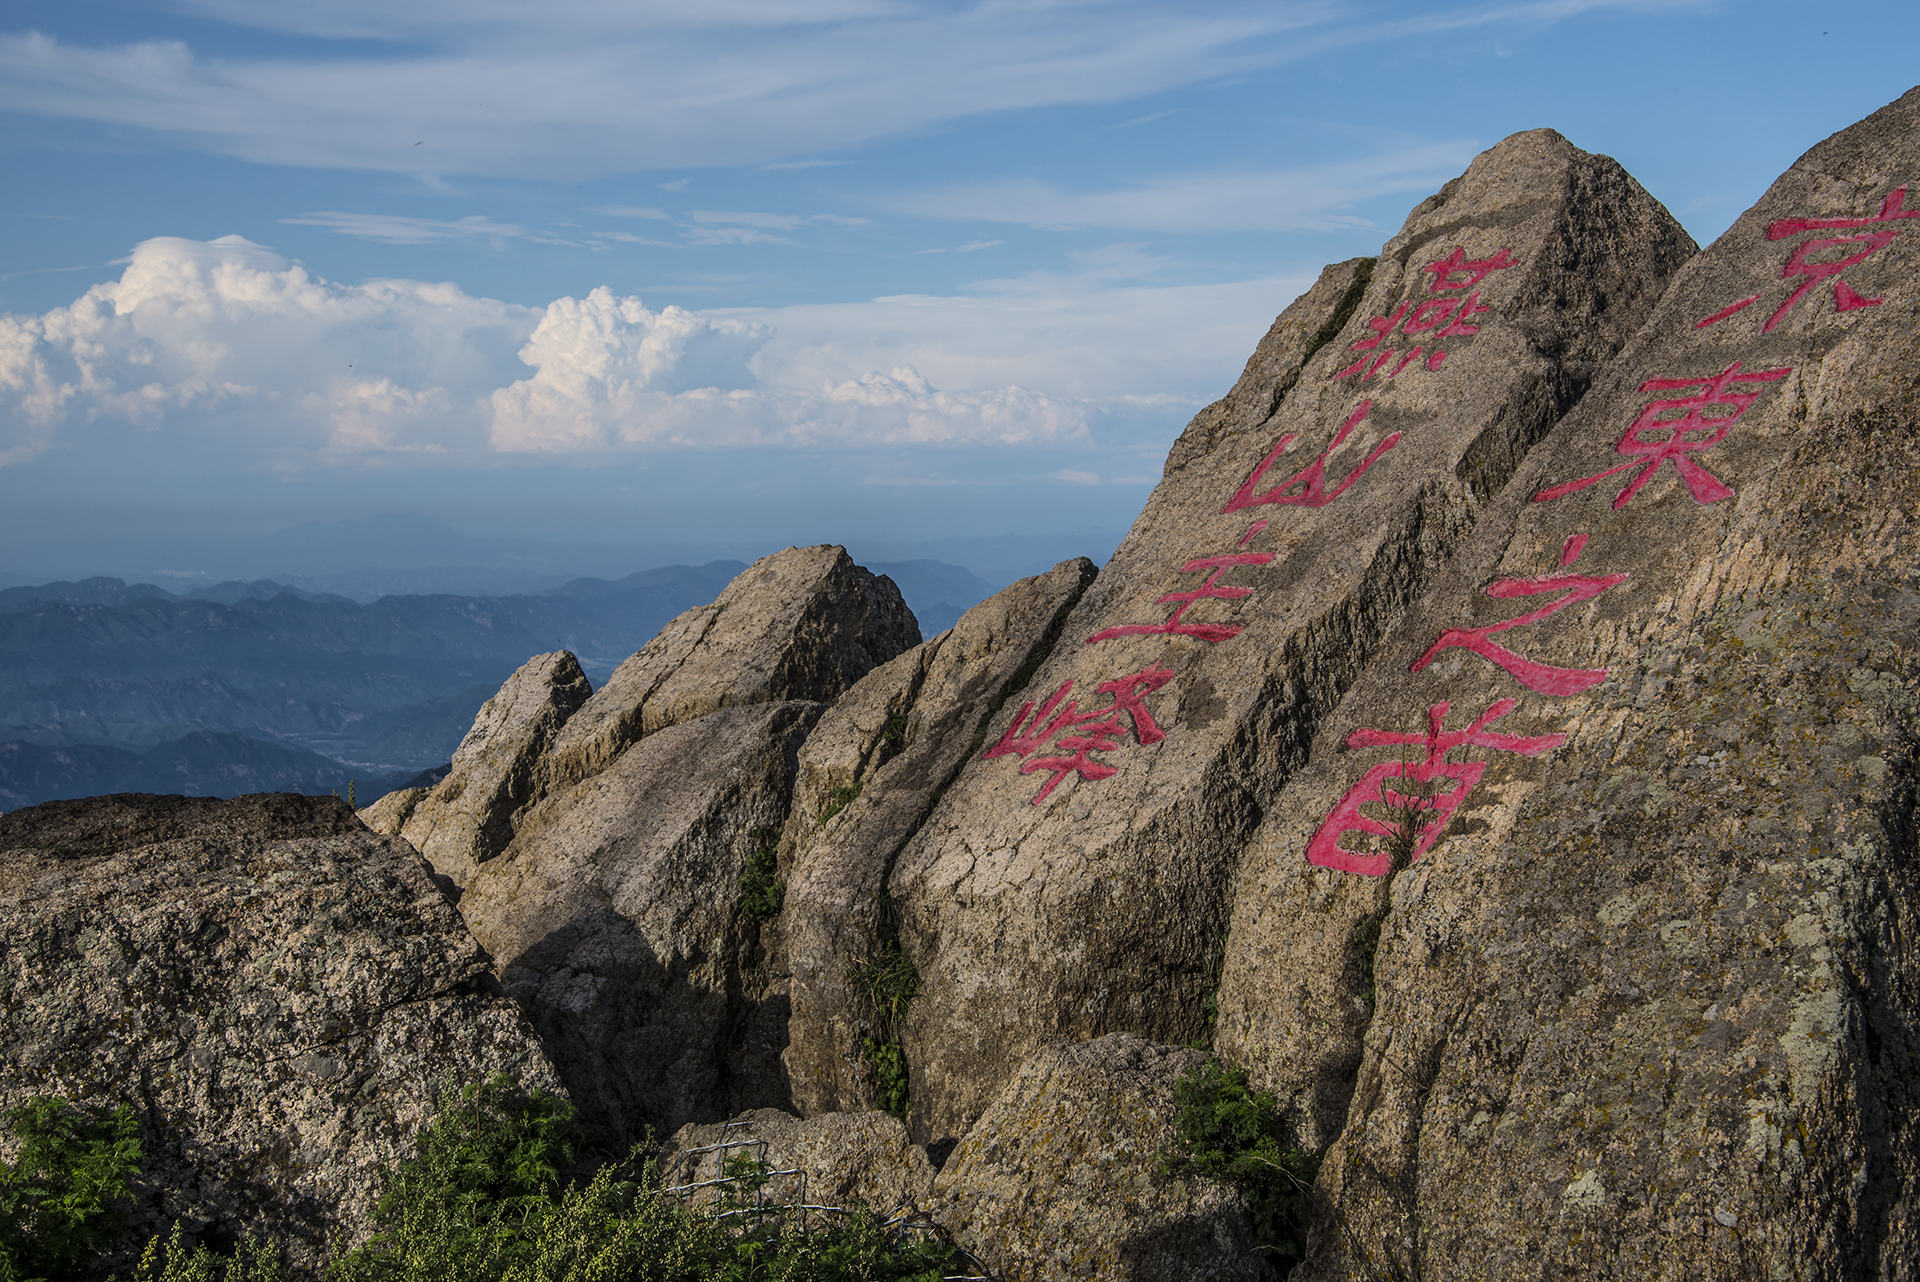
1409;534;1626;696
1222;400;1400;513
1086;553;1274;645
1421;246;1517;292
1348;302;1411;351
1331;245;1508;382
1697;186;1918;332
983;663;1176;804
1531;361;1791;510
1306;698;1565;875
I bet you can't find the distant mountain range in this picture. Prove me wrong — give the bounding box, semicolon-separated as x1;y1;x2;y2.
0;558;995;810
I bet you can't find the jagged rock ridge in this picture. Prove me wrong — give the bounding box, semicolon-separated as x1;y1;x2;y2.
7;91;1920;1282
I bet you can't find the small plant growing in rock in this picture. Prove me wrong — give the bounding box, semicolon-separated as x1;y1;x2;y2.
737;829;784;920
0;1095;141;1281
846;942;920;1122
1159;1059;1320;1268
820;781;862;824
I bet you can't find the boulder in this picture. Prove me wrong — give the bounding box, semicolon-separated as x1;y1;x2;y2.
780;558;1099;1116
354;786;423;836
885;129;1697;1148
1216;87;1920;1279
535;547;919;799
661;1107;935;1217
0;793;562;1275
396;650;592;887
932;1034;1263;1282
458;701;825;1146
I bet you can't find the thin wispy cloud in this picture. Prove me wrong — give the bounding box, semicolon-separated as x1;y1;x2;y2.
0;3;1690;180
587;206;672;220
759;159;853;172
281;211;530;245
596;230;682;247
913;240;1003;255
894;144;1481;233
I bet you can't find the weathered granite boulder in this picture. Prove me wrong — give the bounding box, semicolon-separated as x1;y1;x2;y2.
662;1107;935;1216
886;128;1697;1148
355;786;423;837
458;701;825;1146
932;1034;1263;1282
1216;87;1920;1279
0;793;562;1275
536;546;919;799
780;558;1098;1116
395;650;592;888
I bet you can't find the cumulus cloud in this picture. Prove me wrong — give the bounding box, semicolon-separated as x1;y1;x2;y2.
0;235;533;466
0;236;1095;469
490;292;1084;451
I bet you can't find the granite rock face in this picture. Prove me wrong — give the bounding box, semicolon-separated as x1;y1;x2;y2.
779;558;1098;1116
886;129;1697;1148
443;546;922;1147
398;650;593;887
355;786;423;837
536;546;919;800
458;701;824;1146
1216;88;1920;1280
662;1107;936;1217
932;1034;1263;1282
0;794;561;1275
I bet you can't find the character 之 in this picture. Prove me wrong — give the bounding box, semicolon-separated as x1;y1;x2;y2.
1306;698;1566;876
1085;553;1275;645
1696;186;1918;331
983;663;1176;804
1222;400;1400;513
1531;360;1792;510
1409;534;1626;696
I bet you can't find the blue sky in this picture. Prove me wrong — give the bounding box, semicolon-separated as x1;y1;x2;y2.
2;0;1916;587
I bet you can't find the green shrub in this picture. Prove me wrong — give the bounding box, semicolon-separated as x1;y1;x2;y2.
331;1074;576;1281
1160;1060;1320;1265
333;1074;959;1282
130;1224;283;1282
0;1095;141;1281
738;832;784;920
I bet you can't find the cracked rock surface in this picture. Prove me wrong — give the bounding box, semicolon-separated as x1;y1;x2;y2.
887;127;1695;1150
0;793;561;1276
932;1034;1264;1282
1218;87;1920;1281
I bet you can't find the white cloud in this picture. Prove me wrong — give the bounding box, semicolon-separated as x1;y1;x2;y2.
682;225;794;246
692;211;806;229
0;3;1688;180
894;144;1481;233
0;235;533;466
490;292;1085;451
0;235;1112;468
596;230;682;247
1051;467;1155;485
914;239;1002;255
281;211;529;244
587;205;672;220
